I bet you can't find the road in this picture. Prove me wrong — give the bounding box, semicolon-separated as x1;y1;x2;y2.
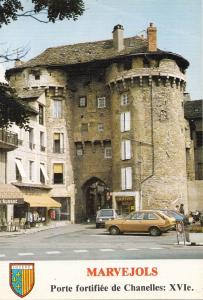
0;224;203;260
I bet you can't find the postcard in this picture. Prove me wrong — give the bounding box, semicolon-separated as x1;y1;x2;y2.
0;0;202;299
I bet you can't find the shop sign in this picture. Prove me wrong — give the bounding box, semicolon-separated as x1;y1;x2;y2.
115;196;135;202
0;198;24;205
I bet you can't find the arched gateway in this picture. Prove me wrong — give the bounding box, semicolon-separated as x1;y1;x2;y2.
82;177;111;220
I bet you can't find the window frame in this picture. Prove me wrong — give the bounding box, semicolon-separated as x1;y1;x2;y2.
53;99;62;118
53;163;64;184
38;104;44;125
79;96;87;107
120;112;131;132
104;147;112;159
121;166;132;190
97;97;106;109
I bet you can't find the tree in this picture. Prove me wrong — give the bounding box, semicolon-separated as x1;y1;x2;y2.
0;84;34;129
0;0;86;128
0;0;85;26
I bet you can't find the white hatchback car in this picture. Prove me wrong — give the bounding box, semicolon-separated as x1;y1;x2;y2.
96;209;119;228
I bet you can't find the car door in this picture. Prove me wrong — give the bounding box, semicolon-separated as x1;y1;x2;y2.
143;212;160;231
121;212;144;232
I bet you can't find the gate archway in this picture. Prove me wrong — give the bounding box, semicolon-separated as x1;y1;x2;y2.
82;177;111;220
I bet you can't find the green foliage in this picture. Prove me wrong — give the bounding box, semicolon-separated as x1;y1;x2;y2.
0;0;85;26
0;84;31;129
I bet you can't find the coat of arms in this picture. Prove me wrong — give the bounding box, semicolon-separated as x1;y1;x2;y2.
9;263;35;298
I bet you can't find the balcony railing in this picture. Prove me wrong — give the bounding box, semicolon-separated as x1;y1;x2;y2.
0;129;18;150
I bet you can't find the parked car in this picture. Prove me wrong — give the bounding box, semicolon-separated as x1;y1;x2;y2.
105;210;175;236
96;209;119;228
159;209;185;222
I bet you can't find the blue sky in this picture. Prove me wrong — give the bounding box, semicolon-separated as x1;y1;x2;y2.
0;0;202;99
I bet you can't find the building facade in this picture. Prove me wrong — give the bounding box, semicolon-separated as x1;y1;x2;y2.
6;23;192;222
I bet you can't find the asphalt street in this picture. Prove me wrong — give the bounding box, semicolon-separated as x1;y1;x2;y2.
0;224;203;260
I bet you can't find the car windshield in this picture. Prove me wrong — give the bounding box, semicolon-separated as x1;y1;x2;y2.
98;210;113;217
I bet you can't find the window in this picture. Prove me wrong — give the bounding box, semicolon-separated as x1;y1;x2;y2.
40;132;45;151
104;147;112;159
98;123;104;132
97;97;106;108
29;161;34;181
39;104;44;125
53;133;64;153
121;167;132;190
81;123;88;132
53;163;64;184
40;168;45;184
130;212;144;220
53;99;62;118
40;163;49;184
196;132;203;147
121;140;131;160
76;148;83;156
15;158;26;181
79;96;87;107
121;94;129;106
120;112;131;132
144;213;158;220
29;128;35;149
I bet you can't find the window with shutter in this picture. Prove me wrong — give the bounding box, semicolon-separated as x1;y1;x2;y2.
121;167;132;190
120;112;131;132
121;140;131;160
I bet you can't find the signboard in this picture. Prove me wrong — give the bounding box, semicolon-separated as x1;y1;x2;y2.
0;198;24;205
115;196;135;202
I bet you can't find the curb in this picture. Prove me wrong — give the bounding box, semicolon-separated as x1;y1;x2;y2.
0;222;70;237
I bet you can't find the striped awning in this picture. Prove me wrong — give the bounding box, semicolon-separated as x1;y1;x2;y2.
24;194;61;208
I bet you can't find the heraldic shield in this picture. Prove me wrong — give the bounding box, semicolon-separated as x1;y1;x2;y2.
10;263;35;298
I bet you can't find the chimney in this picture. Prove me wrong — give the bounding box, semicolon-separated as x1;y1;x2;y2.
147;23;157;52
14;59;23;67
112;24;124;52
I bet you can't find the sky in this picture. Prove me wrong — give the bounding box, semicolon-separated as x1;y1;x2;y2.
0;0;202;99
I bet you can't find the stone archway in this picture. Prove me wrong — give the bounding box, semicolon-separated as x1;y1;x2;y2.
82;177;110;220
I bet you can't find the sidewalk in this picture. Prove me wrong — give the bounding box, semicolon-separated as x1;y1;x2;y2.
0;221;71;237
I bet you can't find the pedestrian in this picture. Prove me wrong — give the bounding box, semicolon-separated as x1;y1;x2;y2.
179;203;185;215
175;205;179;212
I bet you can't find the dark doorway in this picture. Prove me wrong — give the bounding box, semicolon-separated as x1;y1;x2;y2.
82;177;111;220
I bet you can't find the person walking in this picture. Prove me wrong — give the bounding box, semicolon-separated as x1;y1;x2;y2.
179;203;185;215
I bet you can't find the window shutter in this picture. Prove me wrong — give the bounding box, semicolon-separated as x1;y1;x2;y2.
120;113;125;132
121;140;125;160
126;167;132;189
121;168;126;190
124;112;131;131
125;140;131;159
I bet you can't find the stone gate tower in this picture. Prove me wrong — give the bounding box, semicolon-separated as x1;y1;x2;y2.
6;23;190;221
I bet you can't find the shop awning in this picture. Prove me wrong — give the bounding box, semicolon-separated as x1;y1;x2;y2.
24;194;61;208
0;184;24;204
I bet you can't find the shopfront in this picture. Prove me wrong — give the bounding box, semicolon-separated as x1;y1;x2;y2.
0;184;24;230
112;191;140;216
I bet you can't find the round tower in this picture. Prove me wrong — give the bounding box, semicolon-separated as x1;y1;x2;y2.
106;23;189;214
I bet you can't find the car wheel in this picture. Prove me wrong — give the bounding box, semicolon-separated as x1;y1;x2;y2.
149;227;161;236
109;226;120;235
